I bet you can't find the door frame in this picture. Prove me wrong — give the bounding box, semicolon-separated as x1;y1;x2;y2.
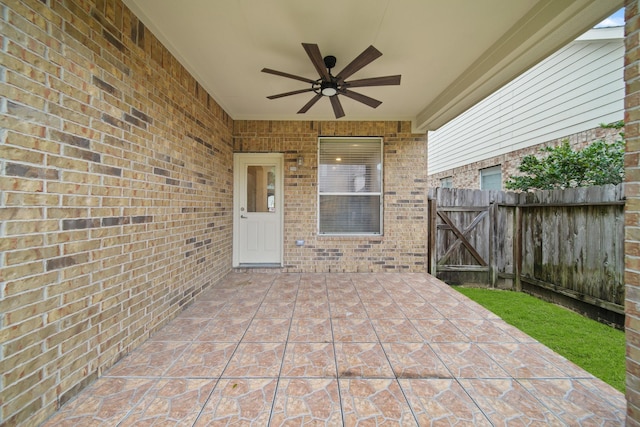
232;153;284;267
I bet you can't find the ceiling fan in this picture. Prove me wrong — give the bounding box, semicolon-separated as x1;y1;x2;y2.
262;43;401;119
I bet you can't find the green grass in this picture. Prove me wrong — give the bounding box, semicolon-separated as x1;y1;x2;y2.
453;286;626;392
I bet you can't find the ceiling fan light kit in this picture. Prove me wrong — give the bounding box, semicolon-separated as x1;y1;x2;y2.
320;82;337;97
262;43;401;119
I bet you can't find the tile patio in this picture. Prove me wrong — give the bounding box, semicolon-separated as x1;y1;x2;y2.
42;273;626;426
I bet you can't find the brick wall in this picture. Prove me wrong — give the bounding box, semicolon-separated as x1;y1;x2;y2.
234;120;428;273
428;126;621;189
626;1;640;424
0;1;234;425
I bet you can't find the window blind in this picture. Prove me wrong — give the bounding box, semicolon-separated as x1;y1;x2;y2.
318;139;383;235
319;142;381;193
480;166;502;190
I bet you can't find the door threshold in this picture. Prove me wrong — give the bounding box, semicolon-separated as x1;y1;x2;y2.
237;263;282;268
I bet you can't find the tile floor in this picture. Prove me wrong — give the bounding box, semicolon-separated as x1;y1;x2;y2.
43;273;626;426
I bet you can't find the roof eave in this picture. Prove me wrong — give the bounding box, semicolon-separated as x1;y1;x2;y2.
413;0;623;133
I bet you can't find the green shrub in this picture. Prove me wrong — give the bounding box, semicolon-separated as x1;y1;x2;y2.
505;121;624;191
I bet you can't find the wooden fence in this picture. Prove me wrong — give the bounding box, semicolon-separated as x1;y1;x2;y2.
427;184;625;325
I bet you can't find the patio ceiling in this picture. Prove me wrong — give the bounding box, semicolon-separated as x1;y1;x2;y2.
124;0;622;132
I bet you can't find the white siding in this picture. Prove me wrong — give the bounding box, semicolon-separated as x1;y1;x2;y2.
428;27;624;175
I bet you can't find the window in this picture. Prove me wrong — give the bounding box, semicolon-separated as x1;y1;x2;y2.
440;176;453;188
318;138;383;235
480;165;502;190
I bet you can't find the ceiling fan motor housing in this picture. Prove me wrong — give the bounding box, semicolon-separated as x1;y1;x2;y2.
319;79;338;97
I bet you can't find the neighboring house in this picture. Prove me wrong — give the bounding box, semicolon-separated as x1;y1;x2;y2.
427;26;624;190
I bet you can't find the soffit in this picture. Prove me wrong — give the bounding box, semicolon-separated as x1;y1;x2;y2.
124;0;622;132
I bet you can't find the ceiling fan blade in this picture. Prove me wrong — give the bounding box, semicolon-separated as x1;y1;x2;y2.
330;96;345;119
297;94;323;114
262;68;316;84
267;88;315;100
346;75;401;88
336;45;382;81
302;43;330;80
342;90;382;109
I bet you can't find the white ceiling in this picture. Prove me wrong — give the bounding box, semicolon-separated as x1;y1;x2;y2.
124;0;622;132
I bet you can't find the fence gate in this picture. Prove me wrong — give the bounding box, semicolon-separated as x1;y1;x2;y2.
428;189;496;285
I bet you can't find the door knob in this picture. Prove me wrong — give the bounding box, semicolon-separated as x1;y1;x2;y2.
241;215;248;219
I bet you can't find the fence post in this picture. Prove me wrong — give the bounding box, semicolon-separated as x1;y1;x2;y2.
513;205;522;292
489;201;497;288
428;197;437;276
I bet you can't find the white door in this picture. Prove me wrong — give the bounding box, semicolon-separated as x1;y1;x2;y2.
233;153;283;266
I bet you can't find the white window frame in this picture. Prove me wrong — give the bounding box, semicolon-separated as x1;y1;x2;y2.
440;176;453;188
317;137;383;236
480;165;502;190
